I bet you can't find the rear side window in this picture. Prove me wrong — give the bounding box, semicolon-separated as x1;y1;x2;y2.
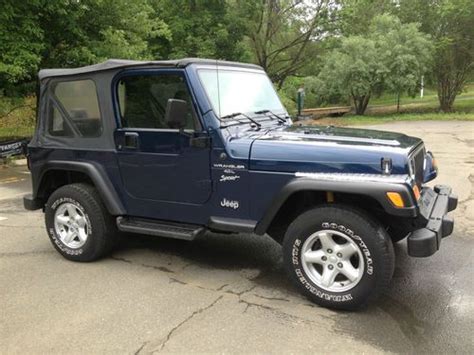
49;79;102;137
117;74;198;130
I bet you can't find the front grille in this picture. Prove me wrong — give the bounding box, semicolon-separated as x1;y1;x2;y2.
409;144;425;187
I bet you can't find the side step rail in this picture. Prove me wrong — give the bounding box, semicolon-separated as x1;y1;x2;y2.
116;217;205;241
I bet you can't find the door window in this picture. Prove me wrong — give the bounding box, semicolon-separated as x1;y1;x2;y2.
117;74;198;130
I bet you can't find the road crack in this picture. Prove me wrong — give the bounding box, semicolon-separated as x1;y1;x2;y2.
240;299;275;313
216;283;229;291
111;256;132;263
252;294;290;302
134;341;148;355
458;174;474;205
169;277;187;285
110;256;324;328
152;295;223;353
224;285;256;296
110;256;174;273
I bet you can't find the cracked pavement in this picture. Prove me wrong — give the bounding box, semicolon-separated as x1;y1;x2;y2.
1;121;473;353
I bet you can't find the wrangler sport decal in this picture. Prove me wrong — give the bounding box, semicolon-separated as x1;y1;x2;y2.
213;163;245;170
219;175;241;182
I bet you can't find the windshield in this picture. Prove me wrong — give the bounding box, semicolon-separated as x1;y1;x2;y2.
197;69;286;118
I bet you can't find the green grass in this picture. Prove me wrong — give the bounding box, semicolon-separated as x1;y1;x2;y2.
369;83;474;110
302;83;474;114
370;88;438;106
314;111;474;126
0;125;35;140
304;83;474;126
0;96;36;141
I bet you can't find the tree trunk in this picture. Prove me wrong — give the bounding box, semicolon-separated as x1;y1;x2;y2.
437;75;454;112
439;98;454;112
396;92;401;113
361;95;370;114
436;67;467;112
353;94;371;115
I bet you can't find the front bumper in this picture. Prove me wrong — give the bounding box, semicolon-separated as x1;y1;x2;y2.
407;185;458;257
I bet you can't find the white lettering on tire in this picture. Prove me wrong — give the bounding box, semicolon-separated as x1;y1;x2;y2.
290;221;375;302
292;238;353;302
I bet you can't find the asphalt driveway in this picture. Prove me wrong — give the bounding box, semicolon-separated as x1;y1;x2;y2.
1;121;473;353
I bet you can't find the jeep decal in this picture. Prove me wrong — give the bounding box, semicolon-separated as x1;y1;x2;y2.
220;198;239;209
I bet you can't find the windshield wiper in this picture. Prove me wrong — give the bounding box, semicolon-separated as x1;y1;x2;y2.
220;112;261;130
254;109;289;124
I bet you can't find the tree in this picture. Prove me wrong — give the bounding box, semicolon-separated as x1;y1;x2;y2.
431;0;473;112
39;0;171;68
242;0;336;88
0;0;171;95
372;15;432;112
335;0;395;36
317;37;382;114
150;0;248;61
397;0;474;112
0;1;44;94
316;15;432;115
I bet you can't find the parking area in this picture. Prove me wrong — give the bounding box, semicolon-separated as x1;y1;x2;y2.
1;121;473;353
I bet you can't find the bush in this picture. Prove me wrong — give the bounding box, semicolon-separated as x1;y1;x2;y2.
0;96;36;140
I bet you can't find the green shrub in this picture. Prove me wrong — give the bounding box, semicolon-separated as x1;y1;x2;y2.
0;96;36;140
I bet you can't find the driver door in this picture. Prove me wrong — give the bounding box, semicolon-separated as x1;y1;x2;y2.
114;70;211;220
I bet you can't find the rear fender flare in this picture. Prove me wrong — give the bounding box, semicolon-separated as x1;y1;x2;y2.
35;160;125;215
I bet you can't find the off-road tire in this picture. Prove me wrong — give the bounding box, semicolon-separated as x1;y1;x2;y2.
45;183;117;261
282;204;395;310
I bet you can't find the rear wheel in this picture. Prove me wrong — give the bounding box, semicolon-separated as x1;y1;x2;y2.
45;183;117;261
282;204;395;310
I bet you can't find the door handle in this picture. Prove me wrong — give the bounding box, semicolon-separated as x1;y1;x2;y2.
123;132;139;149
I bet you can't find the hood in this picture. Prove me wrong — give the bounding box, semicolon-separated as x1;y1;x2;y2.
249;125;422;174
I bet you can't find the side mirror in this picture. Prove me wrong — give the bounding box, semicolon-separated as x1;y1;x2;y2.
165;99;188;130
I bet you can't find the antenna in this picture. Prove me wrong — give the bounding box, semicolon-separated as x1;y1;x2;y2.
216;59;221;118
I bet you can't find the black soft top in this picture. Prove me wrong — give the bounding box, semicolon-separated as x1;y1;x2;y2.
38;58;262;80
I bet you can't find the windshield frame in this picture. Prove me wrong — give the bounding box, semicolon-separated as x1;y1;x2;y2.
195;65;287;120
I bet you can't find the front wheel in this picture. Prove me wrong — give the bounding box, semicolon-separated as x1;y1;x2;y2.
282;205;395;310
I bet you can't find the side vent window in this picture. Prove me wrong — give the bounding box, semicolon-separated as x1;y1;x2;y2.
48;79;102;137
49;104;73;137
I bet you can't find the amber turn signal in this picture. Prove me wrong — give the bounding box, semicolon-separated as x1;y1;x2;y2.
386;192;405;208
412;185;421;200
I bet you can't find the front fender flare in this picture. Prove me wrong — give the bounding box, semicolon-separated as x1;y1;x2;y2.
254;176;417;235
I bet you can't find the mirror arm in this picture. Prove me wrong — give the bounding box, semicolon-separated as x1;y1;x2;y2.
179;128;193;137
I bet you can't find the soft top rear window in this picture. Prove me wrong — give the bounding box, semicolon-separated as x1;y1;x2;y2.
48;79;103;137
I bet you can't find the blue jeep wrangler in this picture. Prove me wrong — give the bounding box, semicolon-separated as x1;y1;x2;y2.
24;59;457;310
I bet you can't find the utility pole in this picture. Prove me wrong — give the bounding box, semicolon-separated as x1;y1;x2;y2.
297;84;305;117
420;75;424;99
